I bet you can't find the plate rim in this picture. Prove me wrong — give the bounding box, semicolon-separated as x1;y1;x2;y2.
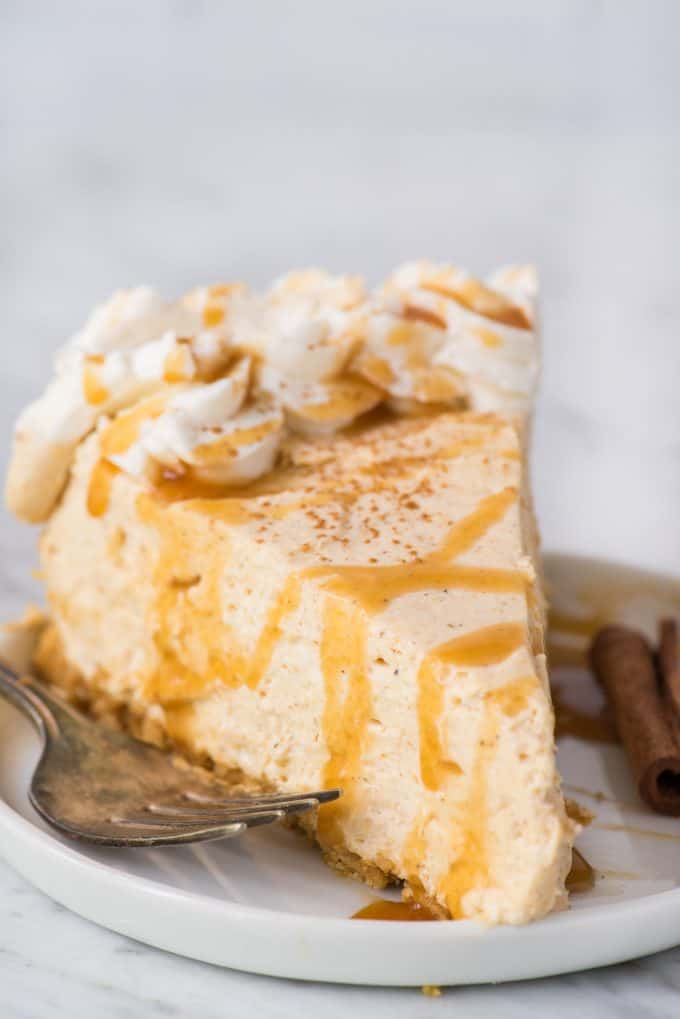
3;791;680;934
2;786;680;986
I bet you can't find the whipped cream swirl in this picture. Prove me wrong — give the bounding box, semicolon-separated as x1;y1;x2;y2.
6;263;538;522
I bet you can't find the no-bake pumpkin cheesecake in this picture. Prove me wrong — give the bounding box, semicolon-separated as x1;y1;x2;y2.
5;263;575;924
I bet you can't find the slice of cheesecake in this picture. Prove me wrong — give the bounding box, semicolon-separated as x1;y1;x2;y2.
6;264;574;924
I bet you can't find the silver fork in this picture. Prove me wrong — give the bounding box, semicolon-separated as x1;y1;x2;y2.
0;661;340;847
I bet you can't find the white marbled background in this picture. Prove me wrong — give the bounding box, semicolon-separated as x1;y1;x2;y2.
1;1;679;1015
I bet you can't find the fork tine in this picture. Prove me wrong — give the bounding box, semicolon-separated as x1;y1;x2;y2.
228;809;287;830
48;816;249;847
116;808;287;828
183;788;341;808
151;798;318;820
106;822;248;847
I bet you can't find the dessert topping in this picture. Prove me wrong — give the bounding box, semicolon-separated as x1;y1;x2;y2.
7;264;537;522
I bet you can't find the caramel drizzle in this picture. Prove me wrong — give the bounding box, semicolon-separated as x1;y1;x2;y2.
381;321;466;405
486;674;537;718
353;353;396;388
437;700;497;917
244;576;302;690
317;597;371;846
303;486;521;611
401;304;447;330
417;654;462;792
416;625;526;792
469;324;502;348
86;392;174;515
292;378;383;424
419;276;531;331
303;563;524;614
163;345;191;383
192;419;281;465
431;672;538;918
141;518;302;704
87;461;120;518
202;302;225;328
434;487;517;561
82;356;109;406
135;494;303;703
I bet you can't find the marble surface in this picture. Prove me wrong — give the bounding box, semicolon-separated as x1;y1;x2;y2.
1;1;680;1014
1;858;679;1019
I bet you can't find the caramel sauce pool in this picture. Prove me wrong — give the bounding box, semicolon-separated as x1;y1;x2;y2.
551;683;619;744
545;553;680;675
545;553;680;744
565;849;596;894
352;900;439;922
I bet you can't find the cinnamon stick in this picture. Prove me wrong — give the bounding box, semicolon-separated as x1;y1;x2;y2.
589;625;680;816
658;619;680;723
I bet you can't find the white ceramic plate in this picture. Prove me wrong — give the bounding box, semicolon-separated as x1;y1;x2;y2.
1;553;679;987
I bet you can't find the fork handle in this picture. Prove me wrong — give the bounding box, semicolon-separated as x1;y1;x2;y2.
0;659;59;738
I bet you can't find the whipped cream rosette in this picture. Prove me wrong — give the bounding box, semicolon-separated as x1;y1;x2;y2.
6;265;537;523
98;358;283;487
380;261;539;417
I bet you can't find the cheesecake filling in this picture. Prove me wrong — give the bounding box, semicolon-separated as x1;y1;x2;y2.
31;411;573;925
